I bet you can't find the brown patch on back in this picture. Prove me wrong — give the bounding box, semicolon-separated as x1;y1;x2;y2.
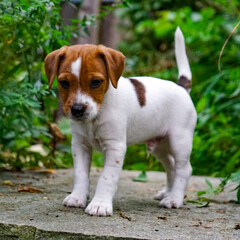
178;75;191;92
129;78;146;107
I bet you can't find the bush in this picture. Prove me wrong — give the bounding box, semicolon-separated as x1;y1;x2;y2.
0;0;127;170
0;0;83;169
118;0;240;176
1;0;239;178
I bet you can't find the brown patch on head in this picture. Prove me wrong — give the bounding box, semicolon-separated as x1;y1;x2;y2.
129;78;146;107
44;46;68;89
44;44;125;117
97;45;125;89
178;75;191;92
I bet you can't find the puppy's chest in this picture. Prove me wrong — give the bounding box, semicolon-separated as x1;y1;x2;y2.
71;121;102;151
85;124;102;151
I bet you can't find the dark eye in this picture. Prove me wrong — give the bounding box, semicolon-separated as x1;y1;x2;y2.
90;78;102;89
59;80;70;89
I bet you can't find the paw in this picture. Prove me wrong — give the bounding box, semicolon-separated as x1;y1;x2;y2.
85;198;112;216
63;194;87;208
159;193;183;208
154;187;168;200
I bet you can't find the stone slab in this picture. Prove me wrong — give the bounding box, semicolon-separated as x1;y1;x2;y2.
0;168;239;240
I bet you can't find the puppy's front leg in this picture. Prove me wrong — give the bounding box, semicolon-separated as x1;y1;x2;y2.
63;133;92;208
85;142;126;216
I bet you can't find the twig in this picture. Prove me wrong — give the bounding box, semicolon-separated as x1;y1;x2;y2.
218;21;240;73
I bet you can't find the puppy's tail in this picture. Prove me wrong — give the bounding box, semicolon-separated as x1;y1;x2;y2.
175;27;192;93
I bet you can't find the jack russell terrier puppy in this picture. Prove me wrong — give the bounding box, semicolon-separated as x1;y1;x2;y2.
44;27;197;216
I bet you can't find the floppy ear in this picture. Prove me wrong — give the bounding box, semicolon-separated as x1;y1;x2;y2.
97;45;125;88
44;46;68;88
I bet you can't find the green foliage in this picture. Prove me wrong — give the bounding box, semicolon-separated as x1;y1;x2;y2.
1;0;239;190
123;144;164;172
0;77;52;169
198;177;229;197
133;171;148;182
186;169;240;207
118;0;240;177
0;0;84;169
0;0;129;170
197;169;240;203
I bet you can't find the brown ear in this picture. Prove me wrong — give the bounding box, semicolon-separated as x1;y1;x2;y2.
44;46;68;88
97;45;125;88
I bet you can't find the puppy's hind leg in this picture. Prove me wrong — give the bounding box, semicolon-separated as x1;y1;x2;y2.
159;130;193;208
151;137;175;201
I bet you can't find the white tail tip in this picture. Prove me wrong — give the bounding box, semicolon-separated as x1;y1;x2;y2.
175;27;192;93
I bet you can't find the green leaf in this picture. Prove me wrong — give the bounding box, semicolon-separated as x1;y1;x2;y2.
185;197;210;208
196;200;210;208
3;131;15;139
230;170;240;183
237;187;240;203
133;171;148;182
197;190;207;196
205;178;213;188
196;97;207;113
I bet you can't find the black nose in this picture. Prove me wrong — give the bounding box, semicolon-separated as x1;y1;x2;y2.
71;104;85;118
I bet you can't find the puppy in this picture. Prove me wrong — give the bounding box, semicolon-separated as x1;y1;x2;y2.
44;27;197;216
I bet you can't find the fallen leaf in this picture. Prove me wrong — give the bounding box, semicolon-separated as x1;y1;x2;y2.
27;167;41;170
234;224;240;230
190;224;201;227
43;196;52;200
208;219;215;222
120;212;133;221
133;171;148;182
203;226;212;229
2;180;15;187
7;209;15;211
17;185;43;193
216;209;226;214
186;187;197;192
190;221;212;229
40;169;55;174
0;193;3;196
158;216;167;220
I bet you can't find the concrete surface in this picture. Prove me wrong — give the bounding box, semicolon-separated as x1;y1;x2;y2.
0;168;239;240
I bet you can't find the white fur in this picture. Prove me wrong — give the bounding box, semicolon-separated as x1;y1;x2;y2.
74;90;98;121
71;57;81;80
70;58;98;121
175;27;192;81
63;28;197;216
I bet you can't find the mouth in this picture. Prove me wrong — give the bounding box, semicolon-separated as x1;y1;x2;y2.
69;114;88;122
69;112;97;122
